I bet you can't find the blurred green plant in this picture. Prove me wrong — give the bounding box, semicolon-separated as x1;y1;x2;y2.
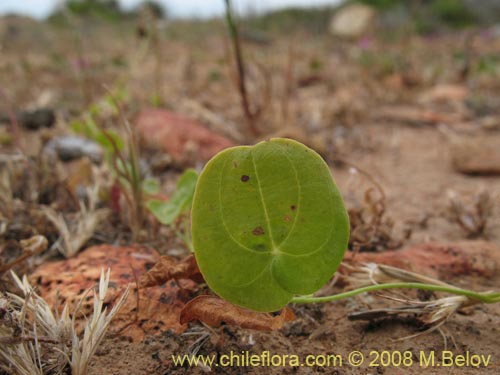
71;88;147;239
49;0;128;23
70;115;124;159
139;0;167;19
309;57;323;72
430;0;476;28
475;54;499;76
147;169;198;251
355;0;478;34
358;50;399;77
244;7;334;34
207;69;222;82
70;87;129;157
146;169;198;226
0;132;13;146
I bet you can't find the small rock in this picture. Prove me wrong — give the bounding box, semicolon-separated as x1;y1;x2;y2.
451;135;500;175
45;135;103;163
135;108;235;164
17;108;56;130
329;4;376;39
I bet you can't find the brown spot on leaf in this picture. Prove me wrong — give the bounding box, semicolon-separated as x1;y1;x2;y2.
290;205;297;211
241;175;250;182
252;226;265;236
284;215;291;222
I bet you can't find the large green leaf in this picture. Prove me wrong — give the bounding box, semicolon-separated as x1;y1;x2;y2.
191;138;349;312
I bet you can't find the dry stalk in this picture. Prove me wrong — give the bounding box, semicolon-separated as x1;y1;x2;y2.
344;263;485;340
71;270;130;375
43;183;109;258
101;86;144;240
0;154;27;220
224;0;260;138
447;189;493;238
336;159;410;252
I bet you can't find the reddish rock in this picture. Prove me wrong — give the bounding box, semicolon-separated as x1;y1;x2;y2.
135;108;235;164
345;241;500;281
31;245;199;342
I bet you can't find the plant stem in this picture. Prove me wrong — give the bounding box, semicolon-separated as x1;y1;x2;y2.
223;0;259;137
291;283;500;305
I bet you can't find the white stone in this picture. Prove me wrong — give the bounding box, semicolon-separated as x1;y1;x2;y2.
329;4;376;38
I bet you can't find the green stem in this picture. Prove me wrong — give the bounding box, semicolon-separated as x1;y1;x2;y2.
291;283;500;305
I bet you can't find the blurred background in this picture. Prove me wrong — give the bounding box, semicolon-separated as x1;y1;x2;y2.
1;0;499;248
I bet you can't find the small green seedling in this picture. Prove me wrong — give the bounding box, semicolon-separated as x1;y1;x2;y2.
71;114;124;158
192;138;500;313
147;169;198;226
148;169;198;251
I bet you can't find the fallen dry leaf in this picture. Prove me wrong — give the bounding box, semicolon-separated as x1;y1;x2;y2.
180;295;295;331
112;278;198;342
138;254;203;288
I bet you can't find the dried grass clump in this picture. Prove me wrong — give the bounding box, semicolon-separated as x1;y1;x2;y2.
43;183;109;258
0;269;128;375
446;189;493;238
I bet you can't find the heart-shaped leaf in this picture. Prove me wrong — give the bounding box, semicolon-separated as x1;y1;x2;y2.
191;138;349;312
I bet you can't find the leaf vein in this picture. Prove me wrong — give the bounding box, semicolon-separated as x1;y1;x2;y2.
218;155;267;254
250;151;277;251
